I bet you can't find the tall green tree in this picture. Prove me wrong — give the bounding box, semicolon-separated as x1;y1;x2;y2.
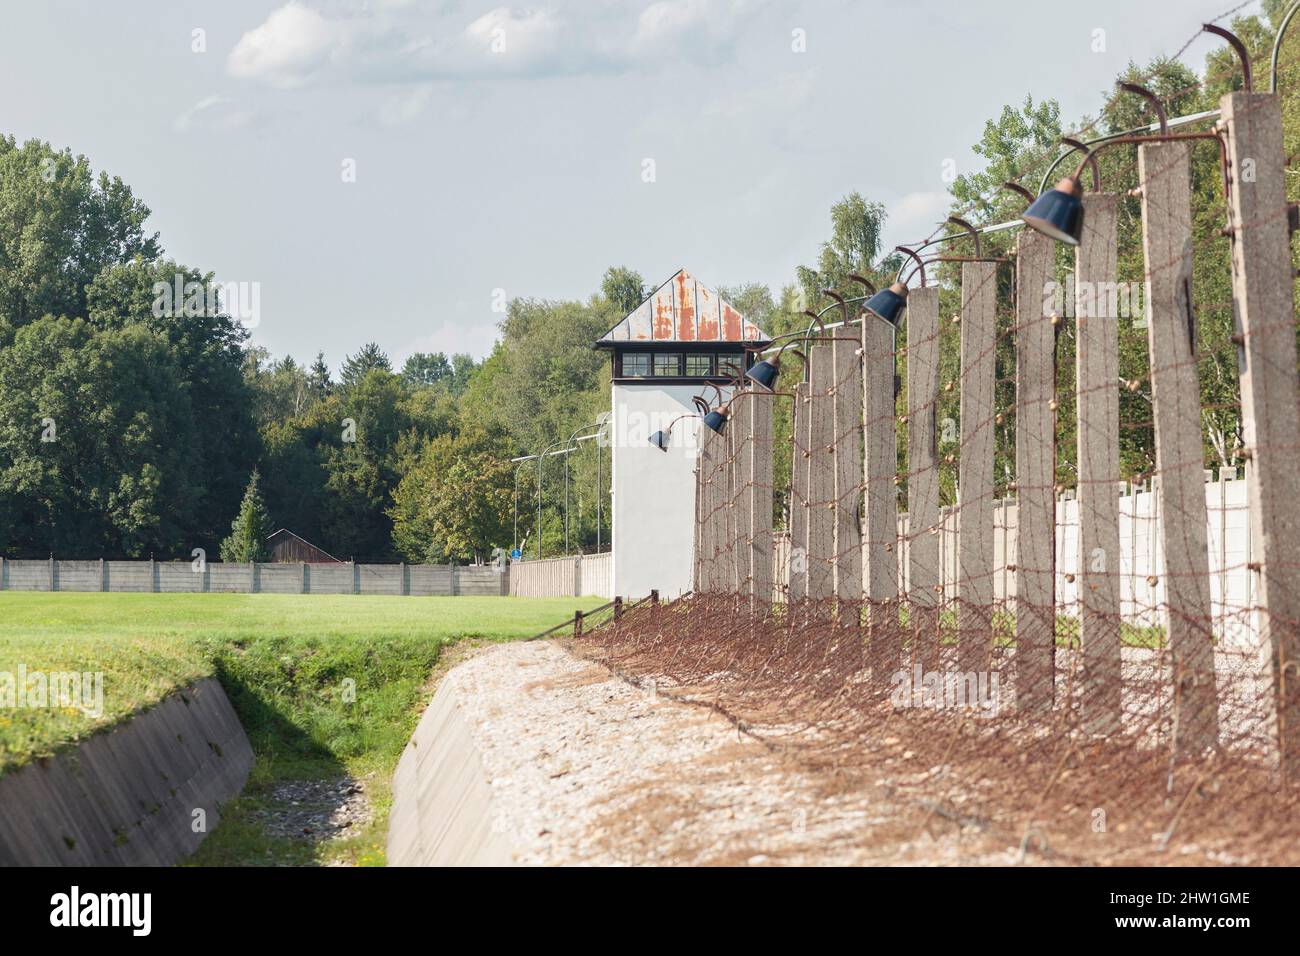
0;136;160;329
220;470;272;562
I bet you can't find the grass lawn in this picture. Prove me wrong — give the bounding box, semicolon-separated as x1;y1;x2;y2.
0;591;602;865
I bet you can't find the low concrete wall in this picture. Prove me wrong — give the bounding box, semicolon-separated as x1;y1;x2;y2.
0;678;252;866
509;552;612;598
0;558;509;597
387;671;517;866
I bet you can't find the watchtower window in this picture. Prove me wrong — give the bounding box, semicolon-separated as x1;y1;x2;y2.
622;353;651;377
685;353;714;376
653;353;682;376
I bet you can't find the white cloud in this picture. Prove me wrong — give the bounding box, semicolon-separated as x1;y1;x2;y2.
631;0;750;61
400;319;500;363
172;94;255;133
227;3;351;88
377;85;432;125
884;191;954;249
226;1;751;88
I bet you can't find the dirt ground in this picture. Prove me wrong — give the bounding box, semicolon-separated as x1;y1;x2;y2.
438;638;1038;865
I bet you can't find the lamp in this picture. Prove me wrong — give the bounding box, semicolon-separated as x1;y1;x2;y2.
648;429;671;451
864;281;908;324
1022;176;1084;245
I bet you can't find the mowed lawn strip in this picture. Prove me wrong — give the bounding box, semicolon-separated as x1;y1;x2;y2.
0;592;599;777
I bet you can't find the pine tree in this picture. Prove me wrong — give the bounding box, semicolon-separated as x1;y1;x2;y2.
220;470;272;562
307;351;332;399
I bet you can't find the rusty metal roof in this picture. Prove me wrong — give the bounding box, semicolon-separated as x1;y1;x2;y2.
596;269;769;345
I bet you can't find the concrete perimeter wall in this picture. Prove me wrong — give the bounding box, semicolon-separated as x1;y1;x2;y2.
0;678;252;866
387;671;517;867
0;559;509;597
509;552;612;598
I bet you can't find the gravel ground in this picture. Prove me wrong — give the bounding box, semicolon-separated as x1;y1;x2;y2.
440;639;1024;865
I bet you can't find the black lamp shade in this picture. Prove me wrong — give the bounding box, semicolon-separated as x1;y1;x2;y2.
1022;177;1084;245
648;429;671;451
701;409;728;434
745;358;779;392
865;286;906;325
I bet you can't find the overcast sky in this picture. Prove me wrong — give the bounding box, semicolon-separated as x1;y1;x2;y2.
0;0;1258;368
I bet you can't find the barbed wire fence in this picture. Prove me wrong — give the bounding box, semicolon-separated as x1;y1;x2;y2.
575;79;1300;864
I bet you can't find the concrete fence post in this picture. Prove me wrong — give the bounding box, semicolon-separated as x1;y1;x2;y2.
833;328;864;607
957;261;998;675
249;560;256;594
451;562;459;596
49;556;56;592
302;561;309;594
1075;193;1123;732
352;561;360;595
399;561;408;596
806;343;836;604
99;557;106;593
150;557;158;594
0;556;5;590
787;382;810;602
1138;140;1218;755
906;287;942;671
1014;228;1058;712
1222;90;1300;773
749;393;774;608
574;553;582;598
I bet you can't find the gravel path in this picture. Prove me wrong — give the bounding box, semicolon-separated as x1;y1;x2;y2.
440;640;1022;865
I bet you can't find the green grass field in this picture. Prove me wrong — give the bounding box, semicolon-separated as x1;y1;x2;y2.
0;591;602;865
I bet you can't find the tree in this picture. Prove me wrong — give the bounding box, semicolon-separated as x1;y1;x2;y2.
307;352;332;399
601;266;646;314
0;317;203;556
339;342;391;391
220;470;272;562
0;136;160;329
401;351;451;388
390;431;514;563
796;193;888;304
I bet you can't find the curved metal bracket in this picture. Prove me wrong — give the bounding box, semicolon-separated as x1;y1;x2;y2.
947;216;982;258
1203;23;1252;92
1061;137;1101;192
894;245;927;287
1116;81;1168;135
847;273;876;295
1272;1;1300;92
1000;181;1035;210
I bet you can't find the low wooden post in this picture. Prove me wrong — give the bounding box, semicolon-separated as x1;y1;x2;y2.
1222;91;1300;772
1138;140;1218;754
613;596;623;622
574;609;584;638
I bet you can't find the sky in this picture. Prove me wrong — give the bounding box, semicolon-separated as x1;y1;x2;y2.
0;0;1262;369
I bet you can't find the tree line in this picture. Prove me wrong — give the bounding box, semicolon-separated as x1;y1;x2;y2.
1;2;1295;561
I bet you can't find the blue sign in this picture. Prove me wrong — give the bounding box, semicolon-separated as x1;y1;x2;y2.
510;549;522;561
